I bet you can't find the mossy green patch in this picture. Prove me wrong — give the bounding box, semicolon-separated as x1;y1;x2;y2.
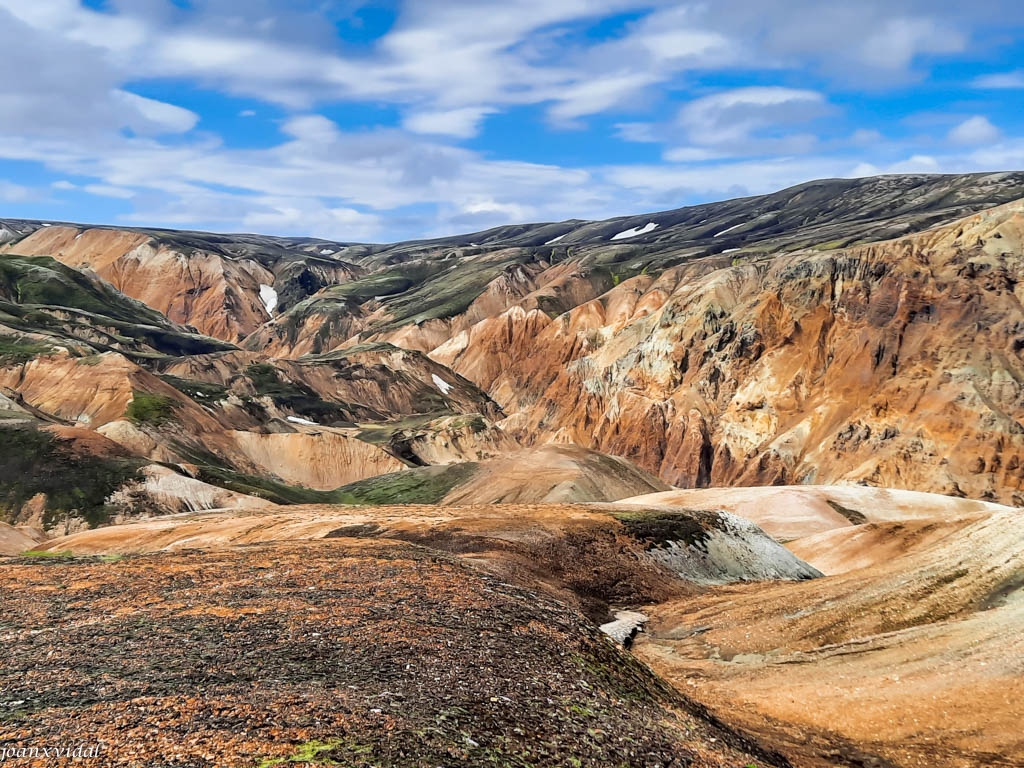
256;739;342;767
331;463;480;505
246;363;353;425
610;509;710;549
157;374;229;403
125;392;177;426
0;337;51;366
0;425;142;529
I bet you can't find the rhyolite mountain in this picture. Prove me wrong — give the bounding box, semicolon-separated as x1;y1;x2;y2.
2;171;1024;534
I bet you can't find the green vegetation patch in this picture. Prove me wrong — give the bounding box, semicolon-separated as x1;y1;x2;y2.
611;509;711;549
157;374;229;403
194;461;479;507
194;466;339;505
0;425;143;528
330;463;480;505
246;363;353;425
125;392;177;426
257;739;342;768
0;337;51;366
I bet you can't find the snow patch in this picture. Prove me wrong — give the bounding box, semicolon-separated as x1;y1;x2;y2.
723;248;741;254
286;415;318;426
319;248;334;255
41;223;52;227
714;223;743;237
259;284;278;315
600;611;648;646
545;233;566;244
611;222;658;240
431;373;453;395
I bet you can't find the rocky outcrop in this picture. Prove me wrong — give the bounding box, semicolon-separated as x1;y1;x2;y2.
438;201;1024;505
3;225;358;342
228;428;406;490
0;521;41;555
111;464;276;515
440;444;669;504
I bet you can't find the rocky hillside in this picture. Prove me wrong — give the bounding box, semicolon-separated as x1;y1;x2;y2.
3;171;1024;533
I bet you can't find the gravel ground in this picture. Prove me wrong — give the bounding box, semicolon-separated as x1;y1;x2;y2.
0;540;785;768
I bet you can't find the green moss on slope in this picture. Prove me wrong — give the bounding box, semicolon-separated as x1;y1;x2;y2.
0;425;143;529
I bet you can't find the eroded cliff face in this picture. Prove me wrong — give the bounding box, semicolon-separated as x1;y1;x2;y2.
4;174;1024;517
3;225;358;342
432;202;1024;505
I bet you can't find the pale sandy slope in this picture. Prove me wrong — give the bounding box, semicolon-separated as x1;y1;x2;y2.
633;493;1024;768
0;522;41;555
619;485;1013;542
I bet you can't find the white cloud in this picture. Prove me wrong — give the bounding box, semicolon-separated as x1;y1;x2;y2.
403;107;496;138
662;147;730;162
948;116;1001;145
973;70;1024;89
676;86;830;151
860;17;964;70
84;184;136;199
51;180;77;190
0;181;35;203
603;156;851;200
113;90;200;135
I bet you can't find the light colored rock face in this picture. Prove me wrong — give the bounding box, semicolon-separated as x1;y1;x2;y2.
434;202;1024;505
229;429;406;490
441;444;669;504
618;484;1016;542
0;352;139;427
111;465;275;515
640;510;823;584
0;521;41;555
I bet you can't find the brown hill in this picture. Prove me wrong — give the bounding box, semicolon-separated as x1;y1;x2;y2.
0;539;784;768
637;504;1024;768
433;201;1024;505
618;485;1014;541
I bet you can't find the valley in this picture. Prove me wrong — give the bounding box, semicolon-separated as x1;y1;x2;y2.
2;172;1023;767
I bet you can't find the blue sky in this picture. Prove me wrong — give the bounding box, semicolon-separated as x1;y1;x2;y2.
1;1;1022;241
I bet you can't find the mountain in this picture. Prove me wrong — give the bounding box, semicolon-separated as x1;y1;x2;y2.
2;172;1024;767
2;172;1024;530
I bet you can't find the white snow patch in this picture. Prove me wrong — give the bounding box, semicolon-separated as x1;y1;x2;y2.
431;373;453;395
714;223;744;237
259;284;278;315
319;248;334;255
287;415;319;426
545;233;566;244
600;611;648;645
723;248;741;254
611;222;658;240
41;223;52;227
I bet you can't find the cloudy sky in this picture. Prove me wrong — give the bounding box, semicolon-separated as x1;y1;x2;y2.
1;0;1022;241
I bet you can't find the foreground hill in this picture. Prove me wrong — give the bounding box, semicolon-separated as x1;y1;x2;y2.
17;486;1023;768
0;540;785;768
637;493;1024;768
